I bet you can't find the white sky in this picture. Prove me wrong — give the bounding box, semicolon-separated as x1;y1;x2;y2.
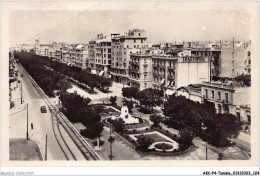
8;2;258;45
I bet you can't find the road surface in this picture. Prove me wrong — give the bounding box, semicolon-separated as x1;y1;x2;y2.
9;63;67;160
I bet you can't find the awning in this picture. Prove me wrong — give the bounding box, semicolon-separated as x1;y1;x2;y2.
99;71;104;76
160;79;165;84
165;89;175;95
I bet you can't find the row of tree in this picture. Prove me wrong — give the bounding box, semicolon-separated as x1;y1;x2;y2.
14;51;70;97
15;51;112;93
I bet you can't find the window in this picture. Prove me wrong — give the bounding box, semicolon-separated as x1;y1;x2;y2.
104;60;106;64
108;49;111;53
134;45;136;48
236;112;241;122
104;49;106;52
141;39;143;43
144;75;147;80
108;54;111;58
211;90;215;98
218;91;221;99
127;45;129;48
225;93;228;103
205;89;208;98
144;83;147;88
248;51;251;56
134;39;136;43
104;54;106;57
139;33;141;36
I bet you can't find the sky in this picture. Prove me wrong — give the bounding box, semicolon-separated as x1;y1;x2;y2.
8;2;258;45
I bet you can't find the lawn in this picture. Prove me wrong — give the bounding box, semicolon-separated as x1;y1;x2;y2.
135;132;171;143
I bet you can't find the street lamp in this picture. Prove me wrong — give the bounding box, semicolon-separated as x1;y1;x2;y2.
108;124;115;161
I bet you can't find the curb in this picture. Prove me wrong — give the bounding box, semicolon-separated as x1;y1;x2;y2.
31;138;45;161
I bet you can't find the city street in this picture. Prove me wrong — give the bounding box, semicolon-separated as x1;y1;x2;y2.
9;63;67;160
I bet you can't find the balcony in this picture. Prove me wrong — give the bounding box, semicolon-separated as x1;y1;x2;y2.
153;73;158;77
152;64;158;68
167;75;175;80
158;64;166;69
167;65;175;70
143;63;148;67
159;73;166;78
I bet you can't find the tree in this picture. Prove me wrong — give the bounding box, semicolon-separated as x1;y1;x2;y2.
112;118;125;133
124;100;133;113
109;96;117;105
149;113;163;128
136;88;163;112
122;87;139;101
57;79;72;93
80;121;104;148
136;134;154;151
179;128;195;145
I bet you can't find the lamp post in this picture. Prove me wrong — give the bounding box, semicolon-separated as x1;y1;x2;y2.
26;103;29;140
108;124;115;161
20;81;23;104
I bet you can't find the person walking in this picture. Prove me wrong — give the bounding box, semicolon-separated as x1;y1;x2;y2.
31;123;34;130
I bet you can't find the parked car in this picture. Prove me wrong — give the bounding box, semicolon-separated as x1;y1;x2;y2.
40;106;47;113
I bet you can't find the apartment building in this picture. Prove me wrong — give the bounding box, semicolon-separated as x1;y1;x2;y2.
129;48;153;90
73;44;88;70
88;40;96;73
221;40;251;78
35;38;52;56
152;49;211;97
61;44;73;64
110;29;148;85
95;34;112;77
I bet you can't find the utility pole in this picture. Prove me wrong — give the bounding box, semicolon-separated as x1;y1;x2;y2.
45;134;48;161
26;103;29;140
21;81;23;104
206;142;208;160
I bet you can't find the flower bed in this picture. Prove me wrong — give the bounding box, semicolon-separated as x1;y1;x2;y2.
154;142;173;150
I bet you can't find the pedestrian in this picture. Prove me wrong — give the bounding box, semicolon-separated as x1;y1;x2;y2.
31;123;34;130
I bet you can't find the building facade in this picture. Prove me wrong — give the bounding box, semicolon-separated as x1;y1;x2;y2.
201;80;251;123
110;29;148;85
129;48;153;90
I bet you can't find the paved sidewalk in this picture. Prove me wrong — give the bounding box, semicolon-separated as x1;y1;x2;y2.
9;138;43;161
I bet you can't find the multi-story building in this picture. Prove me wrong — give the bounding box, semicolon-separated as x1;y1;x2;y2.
201;80;251;123
129;48;153;90
61;45;73;64
220;40;251;78
73;44;88;70
88;40;96;73
35;38;51;56
95;34;112;77
152;49;211;97
110;29;148;85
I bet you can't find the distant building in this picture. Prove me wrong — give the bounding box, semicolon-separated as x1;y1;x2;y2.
152;50;211;98
95;34;112;77
220;40;251;78
110;29;149;85
73;44;88;70
129;48;153;90
35;38;52;56
88;40;96;73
